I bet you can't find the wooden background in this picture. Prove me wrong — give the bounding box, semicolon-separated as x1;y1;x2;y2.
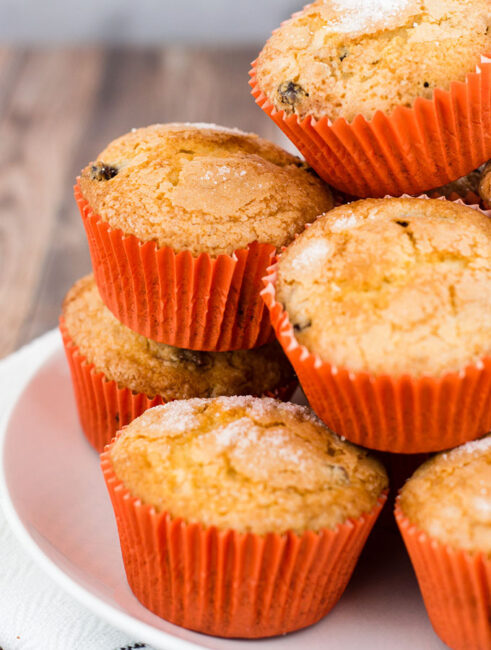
0;47;293;358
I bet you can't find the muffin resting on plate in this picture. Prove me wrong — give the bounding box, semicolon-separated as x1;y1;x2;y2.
396;435;491;650
103;396;387;637
61;275;295;451
76;123;334;350
255;0;491;122
264;197;491;452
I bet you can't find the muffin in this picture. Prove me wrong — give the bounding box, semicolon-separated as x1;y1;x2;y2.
251;0;491;197
102;396;388;637
76;123;333;350
61;275;296;451
263;197;491;452
396;435;491;649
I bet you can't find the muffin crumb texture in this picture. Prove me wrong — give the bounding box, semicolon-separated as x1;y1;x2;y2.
256;0;491;121
110;397;387;535
400;435;491;556
275;198;491;377
62;275;294;399
79;123;333;256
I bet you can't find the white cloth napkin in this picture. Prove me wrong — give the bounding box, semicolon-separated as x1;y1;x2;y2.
0;330;152;650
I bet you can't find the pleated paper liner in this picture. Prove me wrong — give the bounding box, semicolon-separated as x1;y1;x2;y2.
395;501;491;650
250;52;491;198
261;263;491;454
74;182;276;351
60;319;297;453
101;447;387;640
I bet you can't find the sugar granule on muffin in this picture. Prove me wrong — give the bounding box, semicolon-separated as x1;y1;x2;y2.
110;396;388;535
79;123;333;256
255;0;491;122
62;275;295;399
275;198;491;377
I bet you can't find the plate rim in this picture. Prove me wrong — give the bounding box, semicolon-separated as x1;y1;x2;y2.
0;331;212;650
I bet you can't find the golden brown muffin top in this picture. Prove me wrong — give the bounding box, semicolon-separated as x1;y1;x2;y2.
400;435;491;556
110;396;388;535
275;198;491;377
79;123;333;256
255;0;491;121
62;275;294;399
479;161;491;208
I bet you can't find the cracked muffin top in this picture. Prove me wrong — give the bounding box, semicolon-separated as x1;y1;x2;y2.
399;434;491;555
78;123;333;256
109;396;388;534
62;275;295;399
255;0;491;122
275;198;491;377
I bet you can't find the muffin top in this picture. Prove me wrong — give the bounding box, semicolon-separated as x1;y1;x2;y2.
255;0;491;122
275;198;491;377
62;275;294;399
110;396;388;535
78;123;333;256
399;435;491;556
479;161;491;207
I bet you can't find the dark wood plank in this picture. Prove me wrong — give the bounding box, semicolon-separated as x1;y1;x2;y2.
0;48;103;357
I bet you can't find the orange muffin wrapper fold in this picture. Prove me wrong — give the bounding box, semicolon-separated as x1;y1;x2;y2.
60;319;297;453
250;51;491;198
395;501;491;650
101;445;386;639
261;263;491;454
75;182;276;351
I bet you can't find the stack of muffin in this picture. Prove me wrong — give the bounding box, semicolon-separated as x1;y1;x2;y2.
61;1;490;647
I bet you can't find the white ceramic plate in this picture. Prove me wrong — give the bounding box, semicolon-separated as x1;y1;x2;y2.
0;342;445;650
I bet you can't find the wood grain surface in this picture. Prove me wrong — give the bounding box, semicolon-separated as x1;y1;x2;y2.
0;47;294;358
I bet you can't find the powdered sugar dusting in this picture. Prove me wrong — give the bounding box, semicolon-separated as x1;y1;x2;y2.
447;435;491;459
322;0;415;34
131;396;326;441
142;399;207;432
212;417;307;467
213;395;322;425
329;212;359;232
213;418;259;448
290;240;333;272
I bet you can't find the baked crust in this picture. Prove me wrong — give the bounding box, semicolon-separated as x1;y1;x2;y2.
110;397;388;534
79;123;333;256
276;198;491;377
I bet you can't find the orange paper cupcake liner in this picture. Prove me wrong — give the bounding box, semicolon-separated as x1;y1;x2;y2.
250;51;491;198
395;501;491;650
60;319;297;453
101;445;386;639
75;183;276;351
261;263;491;454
